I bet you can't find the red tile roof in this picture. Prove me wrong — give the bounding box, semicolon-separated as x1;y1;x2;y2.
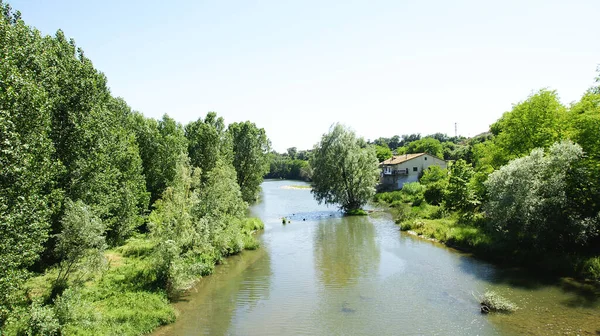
380;153;426;165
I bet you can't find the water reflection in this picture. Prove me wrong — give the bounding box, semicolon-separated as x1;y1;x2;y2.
154;247;272;335
314;216;380;287
155;180;600;336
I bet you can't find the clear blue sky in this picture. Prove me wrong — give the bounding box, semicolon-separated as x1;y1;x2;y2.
9;0;600;152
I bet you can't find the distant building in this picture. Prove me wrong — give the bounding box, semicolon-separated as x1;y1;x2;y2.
379;153;447;191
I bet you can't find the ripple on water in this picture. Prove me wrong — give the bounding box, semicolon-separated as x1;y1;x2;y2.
153;180;600;336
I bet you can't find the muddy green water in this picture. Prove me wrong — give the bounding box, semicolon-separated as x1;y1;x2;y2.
154;180;599;335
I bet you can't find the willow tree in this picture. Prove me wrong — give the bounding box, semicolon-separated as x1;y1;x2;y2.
310;124;380;213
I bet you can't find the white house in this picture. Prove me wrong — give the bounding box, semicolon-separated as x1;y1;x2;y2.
379;153;447;190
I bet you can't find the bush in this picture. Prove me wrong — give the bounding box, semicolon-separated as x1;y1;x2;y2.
480;291;518;313
582;257;600;281
373;191;404;204
424;182;446;205
401;182;425;196
2;301;60;336
242;218;264;232
346;209;368;216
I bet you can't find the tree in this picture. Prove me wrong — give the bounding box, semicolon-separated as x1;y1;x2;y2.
54;200;105;291
490;89;567;165
130;113;187;205
388;135;401;150
227;121;271;203
400;133;421;147
420;166;448;205
484;141;599;252
310;124;380;212
185;112;226;177
444;160;478;212
375;144;392;162
406;137;443;158
286;147;297;159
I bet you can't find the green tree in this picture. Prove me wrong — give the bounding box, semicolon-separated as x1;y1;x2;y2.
375;144;393;162
185;112;226;177
490;89;567;166
420;166;448;205
130;113;187;205
286;147;298;159
567;91;600;218
54;200;106;291
227;121;271;203
444;160;478;212
406;137;443;158
484;141;599;251
310;124;380;212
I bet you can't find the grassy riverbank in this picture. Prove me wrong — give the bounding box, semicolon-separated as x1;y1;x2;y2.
1;218;263;336
375;191;600;282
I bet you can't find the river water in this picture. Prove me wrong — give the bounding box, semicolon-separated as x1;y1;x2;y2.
154;180;600;335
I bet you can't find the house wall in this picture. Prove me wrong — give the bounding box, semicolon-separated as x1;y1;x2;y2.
379;154;447;190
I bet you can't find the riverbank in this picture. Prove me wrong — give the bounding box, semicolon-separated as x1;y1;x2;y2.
381;197;600;283
1;218;264;336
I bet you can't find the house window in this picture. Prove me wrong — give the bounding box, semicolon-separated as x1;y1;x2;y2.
424;157;427;160
413;167;418;172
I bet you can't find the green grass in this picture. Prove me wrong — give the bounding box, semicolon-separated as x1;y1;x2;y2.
345;209;368;216
400;217;492;251
9;218;267;336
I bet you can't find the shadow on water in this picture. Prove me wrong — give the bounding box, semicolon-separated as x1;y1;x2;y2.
559;278;600;308
457;255;600;308
152;248;272;336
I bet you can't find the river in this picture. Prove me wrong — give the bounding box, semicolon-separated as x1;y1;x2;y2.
154;180;600;335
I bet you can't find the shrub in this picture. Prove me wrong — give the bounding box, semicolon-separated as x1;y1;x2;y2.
401;182;425;196
373;191;403;204
582;257;600;281
424;182;446;205
346;209;368;216
480;291;518;313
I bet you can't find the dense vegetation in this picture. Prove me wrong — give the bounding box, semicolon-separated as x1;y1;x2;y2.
310;124;380;213
264;147;312;181
371;132;468;161
0;3;268;334
375;77;600;281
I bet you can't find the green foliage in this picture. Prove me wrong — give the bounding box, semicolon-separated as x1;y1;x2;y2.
401;182;425;196
375;144;393;162
266;154;311;181
582;257;600;281
373;191;404;204
130;113;187;206
346;209;368;216
420;166;448;185
5;301;61;336
445;160;479;212
310;124;380;212
489;89;567;167
228;121;271;203
374;183;426;206
485;141;599;252
420;166;449;206
185;112;226;177
54;200;106;291
406;137;443;158
0;2;270;333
